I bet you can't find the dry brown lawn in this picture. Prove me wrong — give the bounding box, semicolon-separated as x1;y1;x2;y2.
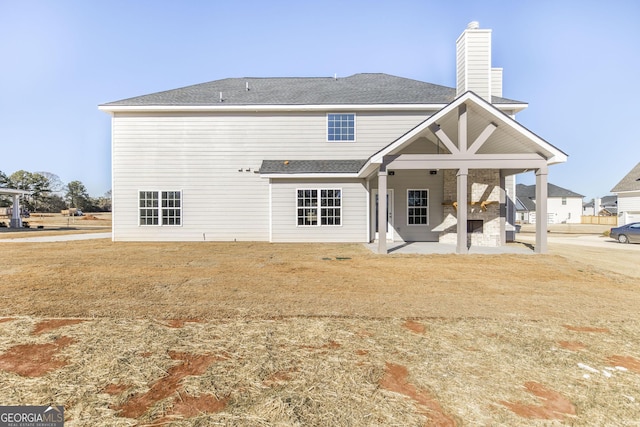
1;218;639;426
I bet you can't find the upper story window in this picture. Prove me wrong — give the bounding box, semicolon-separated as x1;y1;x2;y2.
327;114;355;141
562;197;567;205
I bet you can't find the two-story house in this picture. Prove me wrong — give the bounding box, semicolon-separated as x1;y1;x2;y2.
99;22;567;254
611;162;640;225
583;195;617;217
516;183;584;224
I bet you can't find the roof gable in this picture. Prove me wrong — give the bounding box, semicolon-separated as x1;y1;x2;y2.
611;162;640;193
369;91;566;166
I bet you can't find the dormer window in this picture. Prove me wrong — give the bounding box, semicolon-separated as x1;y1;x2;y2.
327;114;355;141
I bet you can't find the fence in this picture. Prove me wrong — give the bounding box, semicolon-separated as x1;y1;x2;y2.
581;215;617;225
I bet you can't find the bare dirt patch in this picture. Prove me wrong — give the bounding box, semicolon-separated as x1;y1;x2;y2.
163;319;203;328
112;351;225;419
607;355;640;373
79;214;102;220
380;362;457;426
103;383;129;395
0;336;75;377
32;318;85;335
500;381;576;421
154;393;228;423
403;320;426;334
500;381;576;420
263;368;299;387
558;341;586;351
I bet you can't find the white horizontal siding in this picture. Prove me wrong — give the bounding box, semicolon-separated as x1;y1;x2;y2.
112;110;431;241
458;30;491;101
546;197;583;224
370;170;444;242
456;40;466;96
618;192;640;212
270;179;368;242
491;68;503;98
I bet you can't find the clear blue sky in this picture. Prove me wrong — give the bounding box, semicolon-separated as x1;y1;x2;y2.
1;0;639;200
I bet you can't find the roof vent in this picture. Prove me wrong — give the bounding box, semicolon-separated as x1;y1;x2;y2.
467;21;480;29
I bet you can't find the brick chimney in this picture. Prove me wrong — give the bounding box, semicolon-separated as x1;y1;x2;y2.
456;21;503;102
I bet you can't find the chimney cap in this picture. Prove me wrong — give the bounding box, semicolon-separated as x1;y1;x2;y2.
467;21;480;29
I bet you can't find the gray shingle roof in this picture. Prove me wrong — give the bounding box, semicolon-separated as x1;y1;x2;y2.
101;73;523;107
583;195;617;208
515;196;536;212
611;162;640;192
516;183;584;200
260;160;367;174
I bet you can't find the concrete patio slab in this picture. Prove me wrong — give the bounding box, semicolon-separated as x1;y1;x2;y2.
364;241;534;255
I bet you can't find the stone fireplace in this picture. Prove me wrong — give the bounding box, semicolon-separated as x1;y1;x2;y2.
439;169;502;246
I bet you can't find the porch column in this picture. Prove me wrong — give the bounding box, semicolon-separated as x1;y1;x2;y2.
499;174;506;245
456;167;468;254
10;194;22;228
378;167;388;254
458;104;467;152
535;167;548;253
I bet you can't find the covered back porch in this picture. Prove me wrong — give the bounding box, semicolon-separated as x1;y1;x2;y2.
361;91;567;254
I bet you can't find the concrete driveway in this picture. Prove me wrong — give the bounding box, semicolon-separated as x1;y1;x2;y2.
0;232;112;243
517;232;640;252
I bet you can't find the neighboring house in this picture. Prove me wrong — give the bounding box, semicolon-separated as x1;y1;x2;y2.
516;183;583;224
611;162;640;225
515;191;536;224
582;195;617;216
99;22;567;254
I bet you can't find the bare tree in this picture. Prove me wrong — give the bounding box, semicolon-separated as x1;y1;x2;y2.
36;171;65;195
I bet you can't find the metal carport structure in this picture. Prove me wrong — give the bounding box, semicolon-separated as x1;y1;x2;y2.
0;188;30;228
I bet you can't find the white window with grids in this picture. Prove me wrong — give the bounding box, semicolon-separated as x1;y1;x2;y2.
139;190;182;226
161;191;181;225
407;189;429;225
327;113;355;141
296;189;342;226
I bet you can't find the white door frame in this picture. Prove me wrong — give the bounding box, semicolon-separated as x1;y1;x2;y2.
373;189;395;241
